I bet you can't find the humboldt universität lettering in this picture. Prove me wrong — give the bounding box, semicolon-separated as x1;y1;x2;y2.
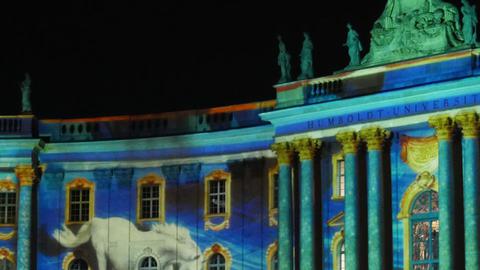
300;93;480;132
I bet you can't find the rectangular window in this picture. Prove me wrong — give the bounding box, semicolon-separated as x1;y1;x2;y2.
273;173;279;210
337;159;345;197
141;184;160;219
209;179;226;215
0;191;16;225
332;152;345;200
69;189;90;222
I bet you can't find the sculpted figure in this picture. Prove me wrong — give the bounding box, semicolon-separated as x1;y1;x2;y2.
20;73;32;113
277;35;292;83
344;24;363;67
297;32;314;80
461;0;478;45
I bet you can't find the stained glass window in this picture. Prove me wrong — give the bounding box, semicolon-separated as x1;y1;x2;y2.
410;190;439;269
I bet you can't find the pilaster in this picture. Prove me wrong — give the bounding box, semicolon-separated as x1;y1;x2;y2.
428;114;456;269
271;142;294;270
455;111;480;269
292;138;321;270
360;127;390;270
336;131;361;270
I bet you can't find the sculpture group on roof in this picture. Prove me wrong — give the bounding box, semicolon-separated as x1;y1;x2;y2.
276;0;479;83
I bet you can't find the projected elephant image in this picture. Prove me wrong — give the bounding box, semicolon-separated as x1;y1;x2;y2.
52;217;203;270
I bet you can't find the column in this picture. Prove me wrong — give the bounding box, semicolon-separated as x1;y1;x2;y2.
15;165;37;270
455;111;480;269
293;138;321;270
360;127;390;270
428;115;455;269
336;131;361;270
271;142;295;270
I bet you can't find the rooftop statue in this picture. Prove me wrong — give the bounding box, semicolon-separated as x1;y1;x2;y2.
344;24;363;67
297;32;314;80
461;0;478;46
20;73;32;113
277;35;292;83
362;0;466;67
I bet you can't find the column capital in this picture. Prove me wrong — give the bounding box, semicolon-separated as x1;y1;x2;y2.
359;126;391;151
336;131;360;154
292;138;321;160
271;142;294;165
15;165;35;186
15;164;46;186
428;114;455;141
455;111;479;139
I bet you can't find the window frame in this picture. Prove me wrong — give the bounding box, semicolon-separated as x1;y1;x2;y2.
136;174;166;224
62;252;91;270
138;256;159;270
397;171;438;270
331;230;345;270
204;170;231;231
409;191;439;268
266;241;278;270
268;165;279;227
65;178;95;225
0;181;17;227
203;243;232;270
0;247;15;269
331;151;345;201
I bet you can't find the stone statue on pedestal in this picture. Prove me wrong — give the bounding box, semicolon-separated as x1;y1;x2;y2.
461;0;478;46
20;73;32;113
297;32;314;80
344;24;363;67
277;35;292;83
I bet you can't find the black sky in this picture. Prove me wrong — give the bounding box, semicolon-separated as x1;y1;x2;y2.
1;1;393;118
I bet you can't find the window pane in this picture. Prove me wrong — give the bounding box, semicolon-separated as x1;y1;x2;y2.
412;192;430;214
412;221;430;261
81;190;89;201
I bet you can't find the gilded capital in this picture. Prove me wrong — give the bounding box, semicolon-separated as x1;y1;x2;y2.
15;165;36;186
336;131;360;154
271;142;294;165
292;138;321;160
359;127;391;151
455;111;479;139
428;115;455;140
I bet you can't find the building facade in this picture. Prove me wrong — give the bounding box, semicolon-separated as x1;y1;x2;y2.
0;0;479;269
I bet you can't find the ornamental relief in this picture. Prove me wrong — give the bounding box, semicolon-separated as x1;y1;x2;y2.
400;135;438;174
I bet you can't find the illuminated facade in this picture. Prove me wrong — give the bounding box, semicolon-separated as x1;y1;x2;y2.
1;1;479;269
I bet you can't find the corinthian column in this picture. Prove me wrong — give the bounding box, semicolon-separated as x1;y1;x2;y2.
336;131;361;270
360;127;390;270
15;165;37;270
271;142;294;270
428;115;456;269
455;111;480;269
292;138;321;270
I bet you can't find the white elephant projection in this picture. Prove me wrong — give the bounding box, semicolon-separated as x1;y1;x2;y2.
52;217;203;270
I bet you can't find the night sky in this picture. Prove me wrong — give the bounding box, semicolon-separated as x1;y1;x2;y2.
2;1;400;118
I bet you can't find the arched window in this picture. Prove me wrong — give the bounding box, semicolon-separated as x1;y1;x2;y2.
203;243;232;270
338;242;345;270
331;230;345;270
410;190;439;269
139;256;158;270
271;252;278;270
68;259;88;270
208;253;225;270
